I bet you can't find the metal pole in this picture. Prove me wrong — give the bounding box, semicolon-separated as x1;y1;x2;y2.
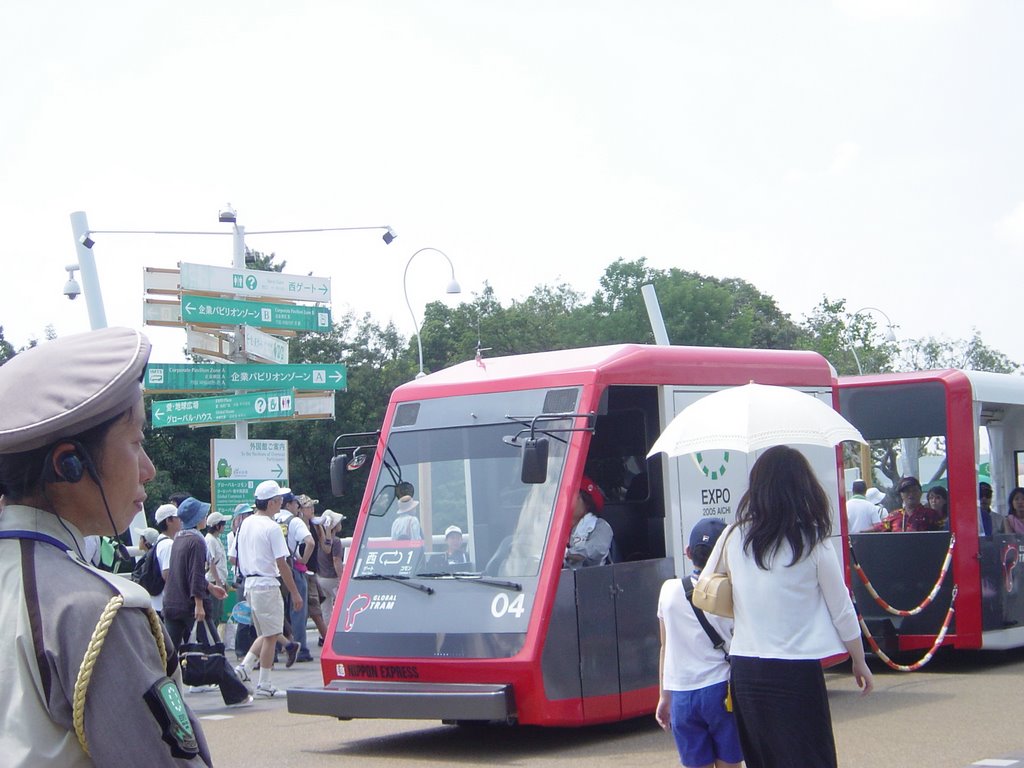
69;211;107;329
641;284;671;346
232;222;249;440
402;247;461;379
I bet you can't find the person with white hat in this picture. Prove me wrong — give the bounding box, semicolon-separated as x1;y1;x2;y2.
232;480;304;698
204;511;230;628
0;327;211;765
443;525;469;565
151;502;181;616
312;509;346;616
391;495;423;540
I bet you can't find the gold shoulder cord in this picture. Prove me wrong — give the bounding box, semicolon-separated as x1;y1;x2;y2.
71;597;168;756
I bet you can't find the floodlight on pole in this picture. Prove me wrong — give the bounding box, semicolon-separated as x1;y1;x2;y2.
403;247;462;379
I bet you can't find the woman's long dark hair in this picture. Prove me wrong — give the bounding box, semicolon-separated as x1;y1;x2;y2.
736;445;832;569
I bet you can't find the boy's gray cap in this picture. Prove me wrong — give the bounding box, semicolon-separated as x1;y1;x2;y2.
0;327;150;454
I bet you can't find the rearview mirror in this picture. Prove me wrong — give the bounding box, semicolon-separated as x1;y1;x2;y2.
330;454;350;496
521;437;549;484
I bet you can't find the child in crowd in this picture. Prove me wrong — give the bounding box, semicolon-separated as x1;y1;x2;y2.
656;518;743;768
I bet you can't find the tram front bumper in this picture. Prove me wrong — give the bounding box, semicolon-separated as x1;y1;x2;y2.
287;680;515;722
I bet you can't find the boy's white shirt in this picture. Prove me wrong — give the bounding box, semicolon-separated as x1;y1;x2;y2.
657;573;733;692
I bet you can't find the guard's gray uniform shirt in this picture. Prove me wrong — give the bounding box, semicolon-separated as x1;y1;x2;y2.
0;504;212;767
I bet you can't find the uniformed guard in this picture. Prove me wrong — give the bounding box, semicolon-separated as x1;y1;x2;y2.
0;327;213;767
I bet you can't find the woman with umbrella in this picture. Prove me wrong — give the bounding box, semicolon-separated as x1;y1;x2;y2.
706;446;873;767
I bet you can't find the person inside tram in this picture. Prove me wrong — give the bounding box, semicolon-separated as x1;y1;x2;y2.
564;475;615;568
872;476;946;532
1003;487;1024;535
927;485;949;523
391;494;423;540
443;525;469;565
979;482;996;537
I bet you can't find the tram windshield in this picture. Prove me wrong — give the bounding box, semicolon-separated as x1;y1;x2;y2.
352;418;570;579
335;387;577;659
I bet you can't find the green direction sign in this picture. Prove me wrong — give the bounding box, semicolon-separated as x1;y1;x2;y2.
210;439;289;587
145;363;347;392
152;390;295;428
181;294;331;332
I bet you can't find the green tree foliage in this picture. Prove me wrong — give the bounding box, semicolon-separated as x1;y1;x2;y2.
797;297;899;375
899;330;1018;373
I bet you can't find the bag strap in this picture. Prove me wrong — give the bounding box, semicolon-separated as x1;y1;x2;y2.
235;516;248;578
0;529;72;551
683;579;729;660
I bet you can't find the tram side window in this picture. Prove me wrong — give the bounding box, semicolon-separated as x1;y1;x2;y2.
857;435;949;532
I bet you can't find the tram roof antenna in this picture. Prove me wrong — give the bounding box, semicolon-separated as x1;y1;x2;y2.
475;319;491;369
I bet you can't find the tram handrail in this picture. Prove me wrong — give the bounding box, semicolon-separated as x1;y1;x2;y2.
856;585;958;672
849;534;955;617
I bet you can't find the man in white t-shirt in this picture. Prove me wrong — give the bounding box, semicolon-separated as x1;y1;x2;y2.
151;503;181;616
233;481;304;698
846;480;883;533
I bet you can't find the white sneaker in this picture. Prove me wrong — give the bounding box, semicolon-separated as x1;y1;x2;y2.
188;685;217;694
227;694;254;708
255;684;278;698
233;664;250;683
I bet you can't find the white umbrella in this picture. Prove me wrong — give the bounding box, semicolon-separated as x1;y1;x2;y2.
647;382;866;457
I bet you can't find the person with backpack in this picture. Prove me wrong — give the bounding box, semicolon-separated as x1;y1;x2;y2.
656;518;743;768
149;503;181;618
274;492;314;662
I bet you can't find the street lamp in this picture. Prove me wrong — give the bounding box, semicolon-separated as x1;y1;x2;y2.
847;306;897;488
403;247;461;379
848;306;898;375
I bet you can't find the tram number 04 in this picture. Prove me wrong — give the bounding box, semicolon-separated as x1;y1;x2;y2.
491;592;526;619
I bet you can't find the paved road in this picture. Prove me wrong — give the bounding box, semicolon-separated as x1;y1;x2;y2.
190;643;1024;768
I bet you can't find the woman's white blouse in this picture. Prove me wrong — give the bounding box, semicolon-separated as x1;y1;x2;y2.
706;524;860;659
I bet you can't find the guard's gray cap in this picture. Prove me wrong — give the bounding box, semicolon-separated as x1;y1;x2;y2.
0;327;151;454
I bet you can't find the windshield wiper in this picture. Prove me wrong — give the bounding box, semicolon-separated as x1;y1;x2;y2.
353;574;434;594
416;572;522;592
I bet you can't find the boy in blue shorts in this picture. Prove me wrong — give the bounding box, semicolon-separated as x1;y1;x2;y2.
657;519;743;768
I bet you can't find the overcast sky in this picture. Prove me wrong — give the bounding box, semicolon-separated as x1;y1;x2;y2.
2;0;1022;368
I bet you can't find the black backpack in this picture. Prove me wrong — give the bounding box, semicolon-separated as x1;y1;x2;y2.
132;541;166;596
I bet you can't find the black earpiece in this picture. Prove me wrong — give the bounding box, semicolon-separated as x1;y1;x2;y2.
58;452;85;483
50;441;100;485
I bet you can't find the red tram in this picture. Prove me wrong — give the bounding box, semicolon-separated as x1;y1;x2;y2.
288;344;847;726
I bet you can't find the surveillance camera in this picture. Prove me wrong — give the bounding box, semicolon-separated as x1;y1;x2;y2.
382;227;396;245
79;234;95;249
64;277;81;300
219;204;237;224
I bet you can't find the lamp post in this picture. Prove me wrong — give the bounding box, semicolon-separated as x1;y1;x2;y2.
847;306;897;487
848;306;898;376
402;247;461;379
